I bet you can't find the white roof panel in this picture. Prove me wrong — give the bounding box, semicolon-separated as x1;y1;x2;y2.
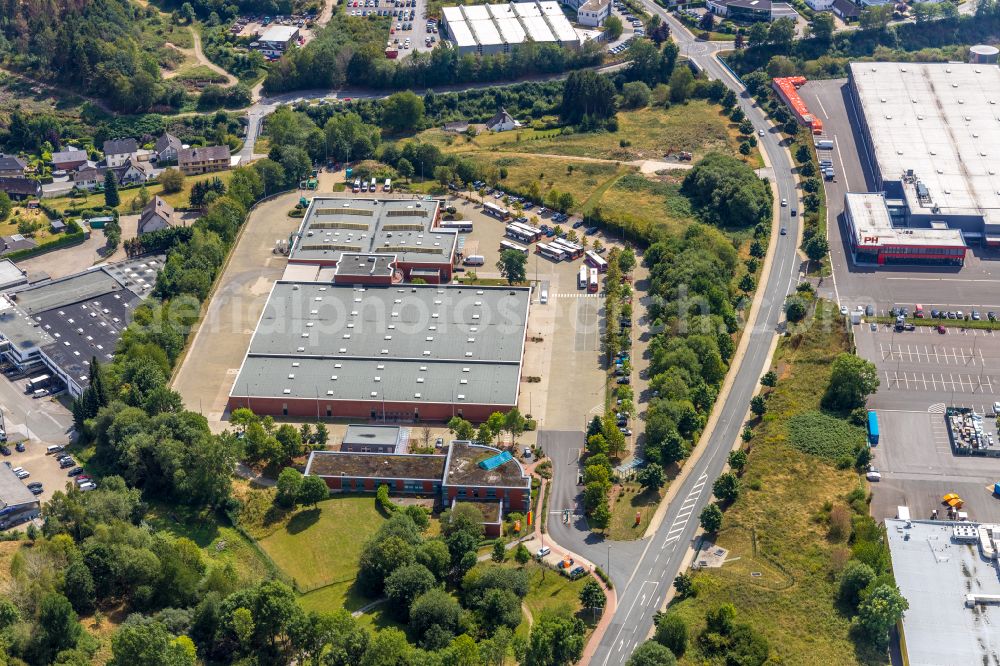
546;13;578;42
468;18;504;45
494;16;526;42
487;3;518;19
514;2;542;17
441;5;465;22
462;4;492;20
537;0;564;15
520;14;554;41
447;19;478;47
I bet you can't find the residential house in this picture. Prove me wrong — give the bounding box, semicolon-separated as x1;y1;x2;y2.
138;196;176;234
0;177;41;200
103;138;139;169
50;149;89;172
0;154;27;178
154;132;183;164
72;166;107;191
832;0;861;19
113;159;154;186
178;145;231;175
577;0;611;27
485;108;522;132
804;0;834;9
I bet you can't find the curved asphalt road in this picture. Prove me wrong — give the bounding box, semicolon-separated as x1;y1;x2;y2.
565;14;803;666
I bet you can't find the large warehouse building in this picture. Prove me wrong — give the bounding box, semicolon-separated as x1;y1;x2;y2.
287;197;458;284
228;282;531;421
441;1;580;56
847;61;1000;263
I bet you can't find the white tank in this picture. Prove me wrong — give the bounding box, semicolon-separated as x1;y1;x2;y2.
970;44;1000;65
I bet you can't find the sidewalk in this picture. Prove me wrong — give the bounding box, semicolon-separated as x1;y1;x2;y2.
525;478;618;664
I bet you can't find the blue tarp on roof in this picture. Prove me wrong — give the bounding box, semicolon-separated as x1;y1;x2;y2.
479;450;512;470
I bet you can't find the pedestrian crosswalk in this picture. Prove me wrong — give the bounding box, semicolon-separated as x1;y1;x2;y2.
551;293;601;299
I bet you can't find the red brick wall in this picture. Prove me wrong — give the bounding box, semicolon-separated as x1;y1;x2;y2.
334;273;393;286
226;395;505;423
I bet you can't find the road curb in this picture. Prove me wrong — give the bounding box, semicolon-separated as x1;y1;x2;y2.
641;84;784;540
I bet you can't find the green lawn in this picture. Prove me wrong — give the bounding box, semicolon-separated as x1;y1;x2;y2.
606;482;663;541
257;494;388;593
48;169;235;215
669;301;887;665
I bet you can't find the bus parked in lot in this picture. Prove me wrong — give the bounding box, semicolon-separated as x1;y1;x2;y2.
440;221;473;232
505;224;536;243
588;268;599;293
370;177;377;191
550;238;583;259
384;178;392;192
578;265;588;289
867;410;879;445
500;240;529;255
585;250;608;273
536;243;565;262
484;202;510;220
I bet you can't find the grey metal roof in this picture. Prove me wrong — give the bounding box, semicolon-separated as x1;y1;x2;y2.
13;270;122;315
178;145;231;163
290;197;456;266
343;424;404;448
0;260;26;290
231;282;530;406
335;253;395;278
0;465;39;511
887;519;1000;666
103;138;138;156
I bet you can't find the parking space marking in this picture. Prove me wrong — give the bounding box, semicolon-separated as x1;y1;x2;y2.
879;343;983;366
884;370;996;393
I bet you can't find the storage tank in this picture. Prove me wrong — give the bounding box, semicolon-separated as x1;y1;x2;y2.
969;44;1000;64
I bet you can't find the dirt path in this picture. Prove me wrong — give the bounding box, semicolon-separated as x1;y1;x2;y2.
317;0;339;26
189;27;238;87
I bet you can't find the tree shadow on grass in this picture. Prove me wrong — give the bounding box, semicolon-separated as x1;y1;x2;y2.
286;508;321;535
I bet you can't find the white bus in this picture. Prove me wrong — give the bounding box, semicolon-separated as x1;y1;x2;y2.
440;220;473;232
588;267;599;293
370;177;377;191
383;178;392;193
578;265;588;289
26;375;50;392
585;250;608;273
536;243;566;262
550;238;583;259
484;202;510;220
505;224;536;243
500;240;529;255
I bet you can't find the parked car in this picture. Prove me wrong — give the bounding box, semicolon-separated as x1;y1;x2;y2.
568;566;587;579
67;467;84;477
14;442;24;452
79;482;96;492
616;376;630;385
0;446;9;456
29;486;43;496
26;482;42;490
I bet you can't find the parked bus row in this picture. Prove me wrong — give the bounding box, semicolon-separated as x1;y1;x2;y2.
505;222;543;244
351;178;392;193
585;250;608;273
484;202;510;220
500;240;529;256
577;265;600;292
440;220;473;232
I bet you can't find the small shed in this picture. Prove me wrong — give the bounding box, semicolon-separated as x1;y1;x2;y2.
50;220;66;233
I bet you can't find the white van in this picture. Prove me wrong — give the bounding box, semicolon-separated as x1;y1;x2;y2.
540;287;548;304
463;255;485;266
536;546;551;559
46;445;63;455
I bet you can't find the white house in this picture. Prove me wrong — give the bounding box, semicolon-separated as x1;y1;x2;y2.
138;196;176;234
485;108;522;132
577;0;611;27
103;138;139;169
804;0;833;9
114;160;154;186
154;132;183;163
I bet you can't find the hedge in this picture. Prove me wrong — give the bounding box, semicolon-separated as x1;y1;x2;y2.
6;230;87;262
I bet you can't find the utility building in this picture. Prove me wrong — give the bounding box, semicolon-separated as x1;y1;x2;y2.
441;1;580;56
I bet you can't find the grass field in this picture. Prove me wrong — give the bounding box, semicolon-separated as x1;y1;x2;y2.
0;208;58;244
670;301;887;665
594;171;694;238
607;482;663;541
47;170;235;215
257;494;388;593
446;102;739;163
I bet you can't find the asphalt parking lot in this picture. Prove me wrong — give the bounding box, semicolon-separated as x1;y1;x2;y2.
5;443;83;506
856;323;1000;412
869;409;1000;524
798;79;1000;311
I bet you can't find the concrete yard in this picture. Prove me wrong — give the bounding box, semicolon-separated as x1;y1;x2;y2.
869;409;1000;524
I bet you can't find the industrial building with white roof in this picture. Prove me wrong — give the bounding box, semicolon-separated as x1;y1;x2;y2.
886;519;1000;665
228;282;531;422
440;1;580;56
847;61;1000;265
287;197;458;283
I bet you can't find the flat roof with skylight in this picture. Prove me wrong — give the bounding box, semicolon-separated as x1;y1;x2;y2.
230;282;530;410
289;197;456;267
850;62;1000;225
845;192;966;249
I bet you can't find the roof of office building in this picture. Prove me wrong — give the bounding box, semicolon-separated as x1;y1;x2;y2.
845;192;966;248
343;424;407;451
231;282;530;406
445;441;530;488
335;253;396;279
850;62;1000;224
886;519;1000;666
0;260;26;291
289;197;456;266
259;25;300;42
0;465;38;511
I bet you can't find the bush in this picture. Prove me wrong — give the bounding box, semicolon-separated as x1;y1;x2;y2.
786;411;866;461
376;484;398;514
